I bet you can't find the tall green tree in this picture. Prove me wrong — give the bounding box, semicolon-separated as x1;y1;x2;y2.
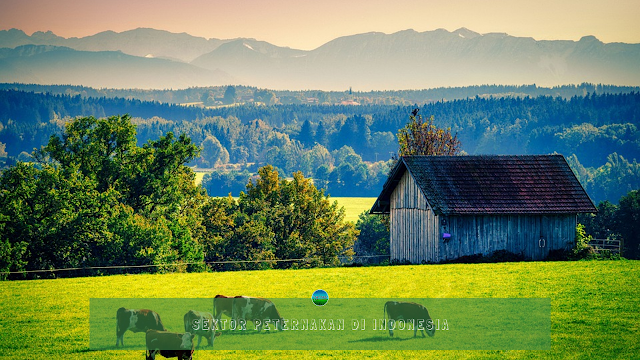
203;165;357;269
618;190;640;259
578;189;640;259
200;91;215;106
253;89;276;105
223;86;237;105
201;135;230;167
0;161;120;274
354;211;390;257
36;115;201;216
397;108;461;156
315;121;329;147
298;120;315;148
1;115;205;278
578;200;620;240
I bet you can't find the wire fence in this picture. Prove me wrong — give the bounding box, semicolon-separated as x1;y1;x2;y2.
0;255;391;277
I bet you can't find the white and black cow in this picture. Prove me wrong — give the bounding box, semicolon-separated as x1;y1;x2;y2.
232;296;284;332
183;310;217;348
116;307;167;347
145;329;194;360
383;301;435;338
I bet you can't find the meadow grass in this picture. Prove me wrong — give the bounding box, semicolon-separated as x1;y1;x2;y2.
331;197;377;223
206;196;376;223
1;261;638;359
193;170;208;185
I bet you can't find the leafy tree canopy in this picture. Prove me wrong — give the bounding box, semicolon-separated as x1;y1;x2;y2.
397;108;461;156
35;115;201;215
223;86;237;105
202;165;357;270
619;190;640;259
0;115;205;278
354;211;389;257
578;188;640;259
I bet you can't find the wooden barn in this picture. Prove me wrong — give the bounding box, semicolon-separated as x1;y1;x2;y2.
370;155;597;262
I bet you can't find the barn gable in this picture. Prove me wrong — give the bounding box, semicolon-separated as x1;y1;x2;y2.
388;170;440;262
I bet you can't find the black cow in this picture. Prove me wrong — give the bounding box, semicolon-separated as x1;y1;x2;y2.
383;301;435;337
116;307;166;347
145;329;194;360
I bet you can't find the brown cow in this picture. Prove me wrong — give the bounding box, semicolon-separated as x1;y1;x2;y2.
213;294;235;322
145;329;194;360
232;296;284;332
116;307;166;347
383;301;435;338
183;310;216;348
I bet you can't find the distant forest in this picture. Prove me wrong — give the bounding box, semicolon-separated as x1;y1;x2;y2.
1;82;639;105
1;85;639;203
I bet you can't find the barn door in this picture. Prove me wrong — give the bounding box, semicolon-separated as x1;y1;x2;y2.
535;216;549;260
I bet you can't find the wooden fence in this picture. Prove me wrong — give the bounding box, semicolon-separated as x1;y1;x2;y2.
588;239;621;254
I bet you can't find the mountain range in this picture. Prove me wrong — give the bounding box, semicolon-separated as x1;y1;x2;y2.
1;27;639;90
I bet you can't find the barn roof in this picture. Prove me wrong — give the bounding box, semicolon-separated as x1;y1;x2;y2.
370;155;597;215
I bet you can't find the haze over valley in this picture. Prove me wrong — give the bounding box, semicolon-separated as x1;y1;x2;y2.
1;27;639;90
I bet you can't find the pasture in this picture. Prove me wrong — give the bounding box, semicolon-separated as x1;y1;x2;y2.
331;197;377;223
193;170;209;185
1;261;639;359
205;196;376;223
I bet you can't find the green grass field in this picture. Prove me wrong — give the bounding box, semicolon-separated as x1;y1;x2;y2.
1;261;638;359
193;170;209;185
331;197;377;223
206;196;375;223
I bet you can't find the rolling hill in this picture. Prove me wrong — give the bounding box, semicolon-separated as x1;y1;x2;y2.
0;45;236;89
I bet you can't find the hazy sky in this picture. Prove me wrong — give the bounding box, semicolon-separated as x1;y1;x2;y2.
1;0;639;50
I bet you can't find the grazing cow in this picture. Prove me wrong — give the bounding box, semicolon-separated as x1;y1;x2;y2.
183;310;216;348
383;301;435;338
116;307;166;347
213;294;235;322
145;329;194;360
232;296;284;332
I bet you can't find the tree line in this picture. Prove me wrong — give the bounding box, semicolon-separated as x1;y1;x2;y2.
1;89;639;203
2;82;638;105
578;190;640;259
0;115;356;279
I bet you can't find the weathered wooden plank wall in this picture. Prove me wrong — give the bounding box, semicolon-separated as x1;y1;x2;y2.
390;171;439;263
442;214;575;261
390;172;577;263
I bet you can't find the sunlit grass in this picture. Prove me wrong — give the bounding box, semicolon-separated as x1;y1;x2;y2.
331;197;377;223
204;195;375;223
193;171;208;185
1;261;638;359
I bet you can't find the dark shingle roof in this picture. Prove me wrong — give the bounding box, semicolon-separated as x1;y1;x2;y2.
370;155;597;215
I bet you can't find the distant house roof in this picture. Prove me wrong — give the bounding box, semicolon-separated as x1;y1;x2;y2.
370;155;597;215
